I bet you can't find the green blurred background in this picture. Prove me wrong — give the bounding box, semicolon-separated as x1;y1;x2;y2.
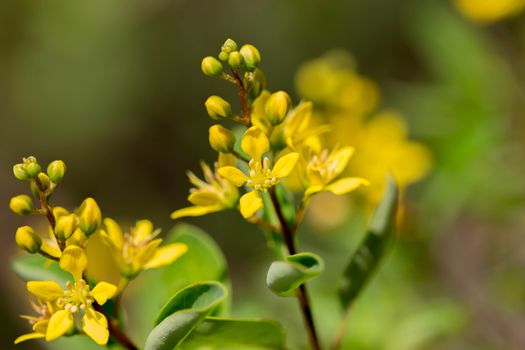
2;0;525;349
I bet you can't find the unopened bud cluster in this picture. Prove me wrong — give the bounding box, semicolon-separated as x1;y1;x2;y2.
9;157;102;254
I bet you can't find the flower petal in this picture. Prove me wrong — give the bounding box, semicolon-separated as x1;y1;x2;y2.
239;191;263;219
32;320;49;334
143;243;188;270
188;191;221;206
304;185;324;198
271;152;299;178
14;332;45;344
325;177;370;195
241;126;270;161
134;238;162;269
90;282;118;305
103;218;124;250
27;281;64;301
171;205;224;220
218;166;248;187
218;152;237;167
59;245;87;280
46;310;74;341
82;309;109;345
133;220;154;241
40;240;62;259
331;146;355;178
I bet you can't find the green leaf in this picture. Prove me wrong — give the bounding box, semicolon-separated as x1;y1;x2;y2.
128;223;230;344
145;282;227;350
11;254;71;285
266;252;324;296
180;317;286;350
338;176;398;310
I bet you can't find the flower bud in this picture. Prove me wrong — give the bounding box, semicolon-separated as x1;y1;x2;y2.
67;228;86;246
9;195;34;216
240;44;261;71
15;226;41;254
228;51;244;69
47;160;66;183
205;96;232;120
30;173;51;198
246;68;266;99
201;56;223;77
25;162;41;178
55;214;79;240
13;164;30;181
264;91;291;125
209;125;236;153
78;198;101;235
221;38;238;53
53;206;70;220
218;51;229;61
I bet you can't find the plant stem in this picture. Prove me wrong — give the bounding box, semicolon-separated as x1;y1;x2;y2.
231;69;251;125
269;188;322;350
330;309;350;350
93;303;138;350
33;177;66;251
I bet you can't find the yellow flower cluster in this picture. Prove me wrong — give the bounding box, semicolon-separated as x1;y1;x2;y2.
454;0;525;22
10;157;187;346
172;39;368;224
295;51;432;206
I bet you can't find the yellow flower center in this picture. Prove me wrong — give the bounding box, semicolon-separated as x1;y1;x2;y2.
246;157;279;191
57;280;93;313
308;149;338;183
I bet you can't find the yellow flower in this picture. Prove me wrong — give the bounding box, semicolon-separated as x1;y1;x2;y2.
100;218;188;278
303;146;369;198
15;300;57;344
219;126;299;218
341;112;432;204
171;154;239;220
20;246;117;345
454;0;525;22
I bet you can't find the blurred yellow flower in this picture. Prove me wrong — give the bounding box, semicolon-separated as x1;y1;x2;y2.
15;300;57;344
303;146;369;199
171;154;239;220
336;112;432;204
295;51;432;209
20;246;117;345
454;0;525;22
100;218;188;279
219;126;299;218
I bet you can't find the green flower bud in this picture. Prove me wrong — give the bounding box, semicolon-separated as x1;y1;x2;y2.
240;44;261;71
218;51;229;61
264;91;291;125
209;125;236;153
47;160;67;183
201;56;223;77
221;38;238;53
13;164;30;181
25;162;41;178
9;195;34;216
78;197;101;235
55;214;79;240
30;173;51;198
205;96;232;120
245;68;267;99
228;51;244;69
15;226;41;254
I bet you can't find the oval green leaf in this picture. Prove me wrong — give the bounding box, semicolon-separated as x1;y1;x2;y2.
338;176;398;310
145;281;227;350
266;252;324;296
180;317;286;350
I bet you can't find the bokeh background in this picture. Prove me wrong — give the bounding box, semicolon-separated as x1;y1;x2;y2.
1;0;525;349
